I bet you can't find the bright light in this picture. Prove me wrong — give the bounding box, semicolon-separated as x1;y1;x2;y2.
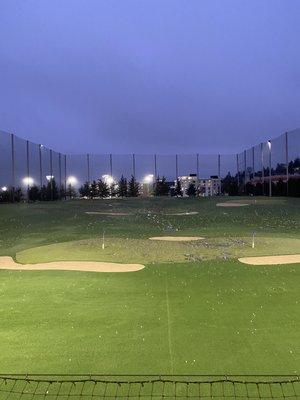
144;174;154;184
39;144;44;148
102;174;115;186
46;175;54;181
267;140;272;149
67;176;78;185
1;186;8;192
23;177;34;186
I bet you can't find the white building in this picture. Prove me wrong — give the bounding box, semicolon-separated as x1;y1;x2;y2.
176;174;221;197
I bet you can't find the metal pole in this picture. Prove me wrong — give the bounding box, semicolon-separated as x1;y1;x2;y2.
244;150;247;193
175;154;178;179
50;149;53;201
154;154;157;179
64;155;67;199
132;154;136;178
59;153;62;199
109;154;113;176
26;140;30;201
252;146;255;181
261;143;264;195
39;144;43;188
11;133;15;202
285;132;289;196
87;154;90;184
218;154;221;195
268;141;272;197
236;154;240;193
196;154;199;179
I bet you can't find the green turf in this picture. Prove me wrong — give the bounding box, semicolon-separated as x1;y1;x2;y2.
0;196;299;374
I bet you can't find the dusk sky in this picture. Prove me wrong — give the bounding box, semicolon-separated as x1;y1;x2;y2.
1;0;300;155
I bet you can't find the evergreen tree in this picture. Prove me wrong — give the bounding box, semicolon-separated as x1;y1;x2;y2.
154;176;169;196
118;175;128;197
79;182;91;198
66;184;77;199
90;180;99;198
98;179;110;198
186;182;196;197
174;178;182;196
28;185;40;201
128;175;139;197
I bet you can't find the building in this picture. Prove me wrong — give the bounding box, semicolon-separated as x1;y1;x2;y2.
176;174;221;197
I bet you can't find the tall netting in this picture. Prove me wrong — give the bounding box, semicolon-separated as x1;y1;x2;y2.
111;154;134;181
156;155;177;181
135;155;156;182
89;155;111;183
0;375;299;399
0;129;299;196
66;155;88;189
177;154;198;177
288;129;300;172
220;154;236;178
41;146;52;186
197;154;219;178
271;134;287;177
14;135;28;191
28;141;41;188
0;130;12;188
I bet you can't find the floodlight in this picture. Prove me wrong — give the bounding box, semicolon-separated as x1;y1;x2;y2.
23;177;34;186
46;175;54;181
144;174;154;184
1;186;8;192
67;176;78;185
102;174;114;186
267;140;272;149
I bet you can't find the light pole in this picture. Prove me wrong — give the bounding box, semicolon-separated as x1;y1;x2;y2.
268;140;272;197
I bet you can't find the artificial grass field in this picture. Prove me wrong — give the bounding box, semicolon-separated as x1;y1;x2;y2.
0;196;299;374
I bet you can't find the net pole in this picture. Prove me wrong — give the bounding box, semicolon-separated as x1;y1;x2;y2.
132;154;136;178
244;150;246;194
196;153;199;179
109;154;113;177
175;154;178;179
50;149;53;201
39;144;43;188
154;154;157;179
218;154;221;195
252;146;255;181
236;153;240;193
64;154;67;199
26;140;30;202
10;133;15;202
87;154;90;184
268;140;272;197
285;131;289;196
261;143;264;196
59;153;62;199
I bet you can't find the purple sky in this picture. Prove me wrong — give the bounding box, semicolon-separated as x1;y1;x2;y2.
1;0;300;155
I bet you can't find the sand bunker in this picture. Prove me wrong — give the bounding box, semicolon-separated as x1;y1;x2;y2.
149;236;204;242
166;212;199;216
217;202;250;207
85;212;131;216
239;254;300;265
0;256;144;273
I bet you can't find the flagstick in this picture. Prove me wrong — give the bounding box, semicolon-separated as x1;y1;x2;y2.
102;229;105;250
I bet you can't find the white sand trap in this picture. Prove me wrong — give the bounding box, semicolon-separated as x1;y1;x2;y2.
217;202;250;207
166;212;199;216
85;211;131;216
0;256;144;273
149;236;204;242
239;254;300;265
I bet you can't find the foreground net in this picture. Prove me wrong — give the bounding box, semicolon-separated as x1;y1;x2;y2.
0;375;299;399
